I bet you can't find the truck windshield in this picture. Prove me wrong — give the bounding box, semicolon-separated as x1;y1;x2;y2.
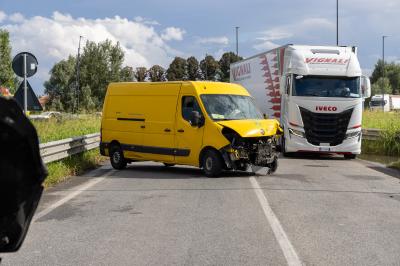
293;75;361;98
200;94;263;121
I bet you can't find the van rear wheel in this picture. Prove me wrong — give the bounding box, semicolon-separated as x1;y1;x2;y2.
110;145;127;170
202;150;223;177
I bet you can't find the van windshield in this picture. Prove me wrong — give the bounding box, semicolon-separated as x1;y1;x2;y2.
200;94;263;121
293;75;361;98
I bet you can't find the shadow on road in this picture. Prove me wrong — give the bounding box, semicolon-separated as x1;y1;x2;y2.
109;164;254;179
282;153;347;161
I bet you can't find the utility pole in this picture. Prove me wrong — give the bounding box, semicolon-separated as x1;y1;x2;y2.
336;0;339;46
382;35;388;111
205;53;208;80
75;35;83;113
235;26;239;56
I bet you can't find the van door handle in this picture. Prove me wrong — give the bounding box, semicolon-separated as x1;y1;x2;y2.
140;125;145;129
164;128;171;132
177;129;184;133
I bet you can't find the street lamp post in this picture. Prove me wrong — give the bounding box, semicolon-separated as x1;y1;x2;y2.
75;35;83;113
382;35;388;111
235;26;239;56
336;0;339;46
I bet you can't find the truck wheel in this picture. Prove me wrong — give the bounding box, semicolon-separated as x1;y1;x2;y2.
110;145;127;170
163;163;175;167
282;137;292;157
344;154;357;160
202;150;223;177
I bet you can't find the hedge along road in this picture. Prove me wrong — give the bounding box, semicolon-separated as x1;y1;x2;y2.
3;156;400;266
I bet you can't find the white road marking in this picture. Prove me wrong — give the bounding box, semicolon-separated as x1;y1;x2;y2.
34;169;114;221
249;176;303;266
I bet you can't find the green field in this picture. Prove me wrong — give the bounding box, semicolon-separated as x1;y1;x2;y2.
30;114;105;187
362;111;400;170
45;148;106;188
32;114;101;143
362;111;400;131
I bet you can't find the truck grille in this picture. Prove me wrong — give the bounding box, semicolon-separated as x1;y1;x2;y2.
299;107;353;146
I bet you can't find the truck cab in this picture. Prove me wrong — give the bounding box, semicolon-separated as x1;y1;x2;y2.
279;46;371;158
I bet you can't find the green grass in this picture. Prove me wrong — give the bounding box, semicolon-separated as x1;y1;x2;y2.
363;111;400;130
32;114;101;143
362;111;400;156
44;148;107;188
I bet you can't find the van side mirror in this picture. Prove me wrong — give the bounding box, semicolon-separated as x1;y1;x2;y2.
361;75;371;98
263;113;268;119
190;111;204;127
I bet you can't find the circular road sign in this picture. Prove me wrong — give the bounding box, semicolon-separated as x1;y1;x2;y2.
12;52;38;78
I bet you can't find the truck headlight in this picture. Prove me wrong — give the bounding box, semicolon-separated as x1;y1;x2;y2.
289;128;305;138
346;131;361;139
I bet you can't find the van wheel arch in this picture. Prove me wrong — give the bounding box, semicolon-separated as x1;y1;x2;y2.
199;146;222;168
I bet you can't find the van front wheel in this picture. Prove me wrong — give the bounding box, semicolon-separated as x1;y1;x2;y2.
110;146;127;170
202;150;223;177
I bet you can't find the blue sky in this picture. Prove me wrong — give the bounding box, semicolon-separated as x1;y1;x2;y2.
0;0;399;94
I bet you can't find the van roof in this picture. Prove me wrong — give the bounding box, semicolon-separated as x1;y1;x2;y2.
107;81;250;96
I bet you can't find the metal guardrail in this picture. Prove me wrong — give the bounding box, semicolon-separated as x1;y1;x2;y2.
37;128;381;164
362;128;381;141
39;133;100;163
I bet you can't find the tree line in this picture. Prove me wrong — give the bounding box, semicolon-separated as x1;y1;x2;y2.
1;29;400;112
44;39;242;112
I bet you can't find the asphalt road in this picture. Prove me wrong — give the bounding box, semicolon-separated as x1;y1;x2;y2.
3;156;400;266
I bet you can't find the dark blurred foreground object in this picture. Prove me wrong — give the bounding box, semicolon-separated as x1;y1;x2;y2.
0;97;47;253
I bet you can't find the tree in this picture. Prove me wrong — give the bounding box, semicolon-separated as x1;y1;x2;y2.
80;85;95;111
148;65;166;81
370;59;400;95
167;57;187;81
0;29;15;91
120;66;135;82
135;67;147;81
200;55;219;81
371;77;392;96
219;52;243;82
186;56;201;80
45;39;128;112
79;40;125;108
44;56;77;111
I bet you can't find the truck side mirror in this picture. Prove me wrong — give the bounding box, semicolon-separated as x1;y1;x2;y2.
361;75;371;98
190;111;204;127
263;113;268;119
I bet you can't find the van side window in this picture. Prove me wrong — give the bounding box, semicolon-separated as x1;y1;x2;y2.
182;96;201;122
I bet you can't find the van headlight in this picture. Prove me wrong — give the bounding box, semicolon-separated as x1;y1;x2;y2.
289;128;305;138
346;130;361;139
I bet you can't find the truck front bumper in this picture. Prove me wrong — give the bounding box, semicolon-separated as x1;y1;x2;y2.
286;133;362;155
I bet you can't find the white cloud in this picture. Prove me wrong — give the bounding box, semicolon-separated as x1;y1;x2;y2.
161;27;185;41
134;16;160;26
198;36;229;45
254;18;335;51
0;10;6;22
1;11;186;91
9;12;24;23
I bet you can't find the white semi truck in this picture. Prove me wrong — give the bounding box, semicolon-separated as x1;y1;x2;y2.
369;94;400;112
230;44;371;159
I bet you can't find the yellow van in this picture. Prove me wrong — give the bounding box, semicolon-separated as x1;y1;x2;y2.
100;81;282;176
